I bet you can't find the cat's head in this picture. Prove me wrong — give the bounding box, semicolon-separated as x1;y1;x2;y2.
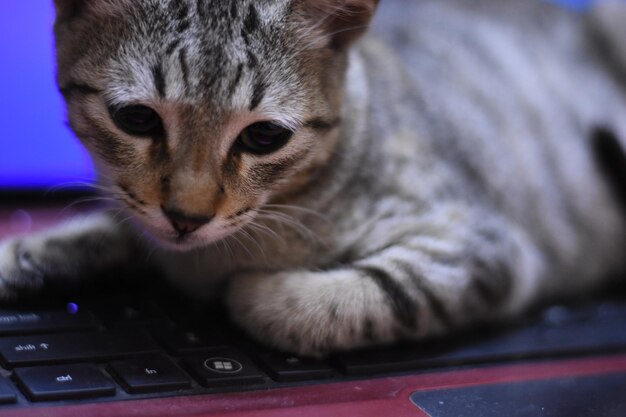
53;0;378;249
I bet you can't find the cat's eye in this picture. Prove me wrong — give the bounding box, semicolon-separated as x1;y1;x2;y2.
109;105;163;137
235;122;293;155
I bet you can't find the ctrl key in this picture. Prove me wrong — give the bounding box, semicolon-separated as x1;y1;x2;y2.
0;379;17;404
14;364;115;401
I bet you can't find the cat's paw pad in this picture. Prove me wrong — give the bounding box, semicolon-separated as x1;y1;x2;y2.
0;239;46;300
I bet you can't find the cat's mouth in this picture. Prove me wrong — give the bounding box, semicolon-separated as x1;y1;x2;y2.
161;233;206;251
150;230;222;252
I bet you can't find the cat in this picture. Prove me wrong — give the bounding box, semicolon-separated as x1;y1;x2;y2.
1;0;626;357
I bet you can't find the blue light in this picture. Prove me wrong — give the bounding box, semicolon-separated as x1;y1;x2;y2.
0;3;94;190
66;302;79;315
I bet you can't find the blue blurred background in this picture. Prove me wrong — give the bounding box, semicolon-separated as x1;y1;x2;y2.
0;0;595;190
0;2;92;190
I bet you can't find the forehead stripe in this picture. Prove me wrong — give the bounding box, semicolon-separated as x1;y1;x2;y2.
179;47;190;92
246;49;259;69
228;62;245;95
152;62;167;98
241;4;261;47
243;4;260;35
249;79;267;111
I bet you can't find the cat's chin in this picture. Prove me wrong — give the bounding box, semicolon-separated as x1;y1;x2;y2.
147;228;236;252
153;235;207;252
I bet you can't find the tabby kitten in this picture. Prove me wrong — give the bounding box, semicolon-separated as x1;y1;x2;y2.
1;0;626;356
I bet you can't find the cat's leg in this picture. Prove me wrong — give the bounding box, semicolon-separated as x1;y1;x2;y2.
227;211;546;356
0;212;141;301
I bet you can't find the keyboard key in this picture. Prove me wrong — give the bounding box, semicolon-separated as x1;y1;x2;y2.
0;330;161;368
108;356;192;394
86;298;170;327
255;352;334;382
153;328;230;355
542;302;626;326
162;304;219;329
14;364;115;401
0;379;17;404
336;319;626;376
436;320;626;363
0;310;97;336
183;349;266;388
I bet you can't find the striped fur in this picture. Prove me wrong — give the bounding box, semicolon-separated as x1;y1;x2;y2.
1;0;626;355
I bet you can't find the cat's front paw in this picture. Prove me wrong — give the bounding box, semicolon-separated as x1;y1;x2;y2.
226;270;396;357
0;213;142;303
0;238;47;301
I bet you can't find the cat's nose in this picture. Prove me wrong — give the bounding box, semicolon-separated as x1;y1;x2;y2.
161;206;213;236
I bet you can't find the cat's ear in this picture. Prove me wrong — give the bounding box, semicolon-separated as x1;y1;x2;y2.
294;0;379;50
53;0;85;23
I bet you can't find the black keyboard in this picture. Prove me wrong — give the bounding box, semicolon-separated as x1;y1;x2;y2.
0;290;626;409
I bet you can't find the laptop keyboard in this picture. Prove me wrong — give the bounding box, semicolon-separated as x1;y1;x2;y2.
0;292;625;408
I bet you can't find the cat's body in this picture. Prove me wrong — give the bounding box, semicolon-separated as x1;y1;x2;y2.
2;0;626;355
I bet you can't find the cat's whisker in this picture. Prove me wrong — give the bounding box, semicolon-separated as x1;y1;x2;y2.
112;213;136;228
141;240;158;264
215;238;234;266
102;204;138;228
293;10;336;49
59;196;123;215
134;230;160;263
255;209;316;233
255;212;309;235
47;181;114;194
292;20;370;55
223;237;237;264
237;228;268;261
243;219;287;246
262;204;330;223
324;23;371;40
226;233;255;260
254;211;322;244
46;182;88;194
100;207;125;220
292;2;366;53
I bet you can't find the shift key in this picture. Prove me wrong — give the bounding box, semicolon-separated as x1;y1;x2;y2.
0;330;160;368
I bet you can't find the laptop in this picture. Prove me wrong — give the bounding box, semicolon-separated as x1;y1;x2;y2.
2;1;626;416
